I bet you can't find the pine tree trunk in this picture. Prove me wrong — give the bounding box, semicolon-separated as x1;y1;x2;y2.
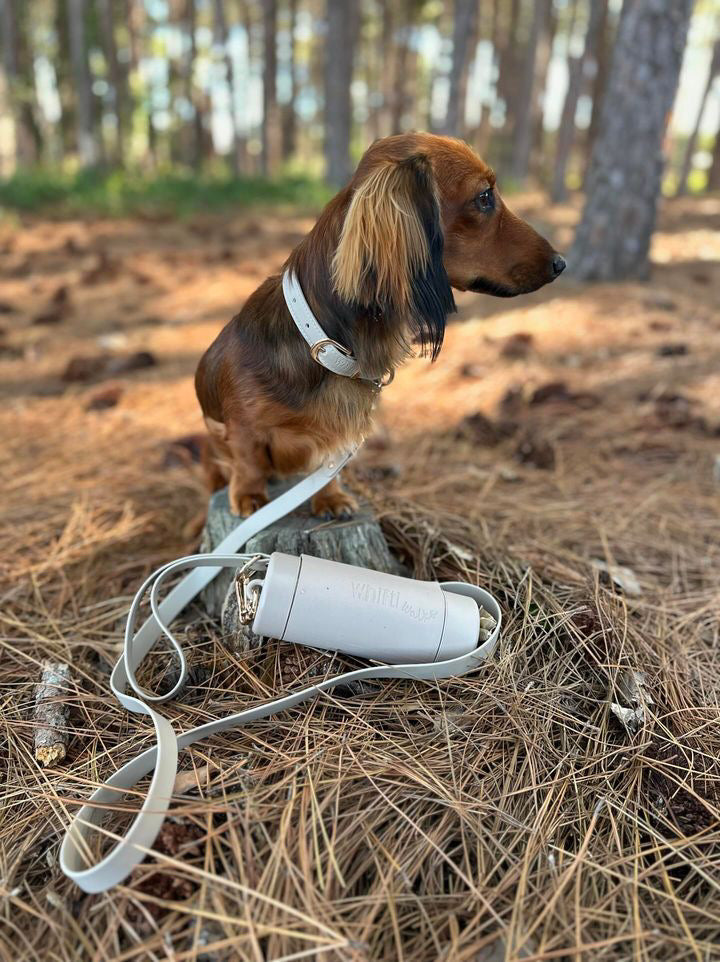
124;0;150;167
186;0;204;170
97;0;125;166
530;0;557;177
282;0;297;160
677;39;720;196
551;0;607;203
473;0;502;157
213;0;244;174
585;0;610;155
495;0;521;167
261;0;281;176
497;0;520;123
377;0;395;137
511;0;552;183
570;0;694;281
67;0;98;166
241;0;259;174
551;55;583;202
53;0;74;163
708;125;720;192
441;0;478;137
390;1;412;135
324;0;358;186
0;0;42;166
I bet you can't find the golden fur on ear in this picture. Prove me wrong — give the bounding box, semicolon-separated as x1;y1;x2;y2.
331;160;433;310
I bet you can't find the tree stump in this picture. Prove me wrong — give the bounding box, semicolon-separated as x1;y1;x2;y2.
199;481;405;657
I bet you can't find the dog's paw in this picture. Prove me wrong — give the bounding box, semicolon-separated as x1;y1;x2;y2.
229;491;269;516
311;490;358;521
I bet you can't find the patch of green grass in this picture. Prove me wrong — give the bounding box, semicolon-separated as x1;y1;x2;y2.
0;168;333;217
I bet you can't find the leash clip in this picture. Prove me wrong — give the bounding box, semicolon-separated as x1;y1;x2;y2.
234;555;268;625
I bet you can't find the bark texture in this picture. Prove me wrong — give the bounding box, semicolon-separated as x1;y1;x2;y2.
570;0;694;281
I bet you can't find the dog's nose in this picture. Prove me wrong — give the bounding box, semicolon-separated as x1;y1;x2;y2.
551;254;566;277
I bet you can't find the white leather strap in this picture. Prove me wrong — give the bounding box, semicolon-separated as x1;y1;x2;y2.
283;269;361;378
59;447;502;894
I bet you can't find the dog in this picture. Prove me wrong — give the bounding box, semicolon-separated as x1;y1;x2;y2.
195;133;565;519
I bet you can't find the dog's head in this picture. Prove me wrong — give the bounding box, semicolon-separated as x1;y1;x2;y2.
331;133;565;358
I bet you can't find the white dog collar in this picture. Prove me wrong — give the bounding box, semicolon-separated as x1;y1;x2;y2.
282;269;361;378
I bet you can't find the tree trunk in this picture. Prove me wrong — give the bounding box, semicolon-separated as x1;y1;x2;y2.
677;38;720;196
124;0;151;167
377;0;395;137
186;0;204;170
708;124;720;192
585;0;611;155
213;0;244;174
96;0;125;166
0;0;42;166
67;0;98;166
389;0;413;135
497;0;521;125
261;0;281;176
441;0;478;137
511;0;552;183
472;0;502;157
282;0;298;160
530;0;557;177
551;0;607;203
570;0;694;281
494;0;521;166
551;56;582;202
324;0;358;186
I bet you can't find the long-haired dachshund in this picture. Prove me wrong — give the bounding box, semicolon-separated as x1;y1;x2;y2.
195;133;565;518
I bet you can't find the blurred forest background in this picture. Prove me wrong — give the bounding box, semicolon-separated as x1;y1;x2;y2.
0;0;718;209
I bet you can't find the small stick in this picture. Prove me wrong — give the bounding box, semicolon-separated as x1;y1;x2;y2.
34;662;73;766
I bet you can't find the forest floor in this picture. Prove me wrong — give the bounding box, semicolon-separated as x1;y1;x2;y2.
1;193;719;961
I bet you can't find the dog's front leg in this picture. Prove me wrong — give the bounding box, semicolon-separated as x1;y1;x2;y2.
311;475;358;521
227;431;271;517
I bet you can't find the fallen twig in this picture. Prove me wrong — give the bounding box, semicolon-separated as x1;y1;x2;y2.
34;661;73;766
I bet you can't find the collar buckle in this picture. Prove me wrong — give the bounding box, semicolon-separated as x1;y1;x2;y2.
310;337;353;363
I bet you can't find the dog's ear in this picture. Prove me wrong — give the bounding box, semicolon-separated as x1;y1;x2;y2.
331;153;455;358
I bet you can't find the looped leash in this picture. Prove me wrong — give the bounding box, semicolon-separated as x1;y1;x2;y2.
60;448;501;894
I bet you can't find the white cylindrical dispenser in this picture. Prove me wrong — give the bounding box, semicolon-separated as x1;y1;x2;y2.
251;553;480;663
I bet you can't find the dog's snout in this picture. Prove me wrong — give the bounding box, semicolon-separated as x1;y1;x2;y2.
551;254;566;278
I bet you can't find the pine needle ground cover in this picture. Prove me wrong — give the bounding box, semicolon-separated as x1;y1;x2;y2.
1;195;719;961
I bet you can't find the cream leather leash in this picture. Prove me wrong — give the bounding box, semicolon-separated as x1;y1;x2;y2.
60;274;501;893
59;445;501;893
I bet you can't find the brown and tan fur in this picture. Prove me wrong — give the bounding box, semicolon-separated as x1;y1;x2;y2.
195;133;565;518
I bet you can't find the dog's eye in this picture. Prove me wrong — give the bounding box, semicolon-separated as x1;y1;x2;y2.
474;188;495;212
